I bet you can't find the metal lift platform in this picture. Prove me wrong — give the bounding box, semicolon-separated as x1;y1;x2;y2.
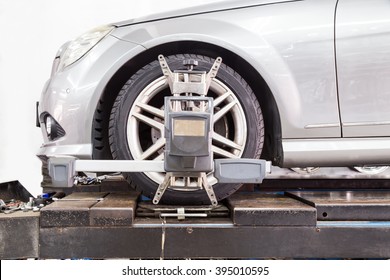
2;187;390;259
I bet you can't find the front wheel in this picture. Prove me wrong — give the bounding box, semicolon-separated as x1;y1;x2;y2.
109;54;264;204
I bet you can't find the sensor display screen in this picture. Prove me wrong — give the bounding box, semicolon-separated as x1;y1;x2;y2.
173;119;205;137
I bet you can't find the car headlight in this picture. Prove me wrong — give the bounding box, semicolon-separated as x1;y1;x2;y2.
55;25;115;73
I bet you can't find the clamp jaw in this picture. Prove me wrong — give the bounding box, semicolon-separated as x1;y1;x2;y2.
153;55;222;206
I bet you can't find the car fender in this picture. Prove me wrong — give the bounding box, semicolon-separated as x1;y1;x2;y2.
112;1;340;138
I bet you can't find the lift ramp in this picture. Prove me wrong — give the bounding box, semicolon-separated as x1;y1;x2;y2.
3;187;390;259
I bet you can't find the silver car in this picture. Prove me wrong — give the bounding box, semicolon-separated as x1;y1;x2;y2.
37;0;390;204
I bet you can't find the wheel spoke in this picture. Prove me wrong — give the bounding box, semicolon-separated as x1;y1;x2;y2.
212;145;239;159
213;100;237;123
153;153;164;161
135;102;165;119
212;132;243;151
139;138;166;160
133;112;164;131
213;90;232;107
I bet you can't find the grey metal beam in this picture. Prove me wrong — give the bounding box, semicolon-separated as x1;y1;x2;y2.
74;160;165;173
39;222;390;259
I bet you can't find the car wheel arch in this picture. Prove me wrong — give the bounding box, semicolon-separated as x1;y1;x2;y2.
92;40;282;165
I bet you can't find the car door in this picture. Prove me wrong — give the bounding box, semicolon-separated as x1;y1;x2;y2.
336;0;390;137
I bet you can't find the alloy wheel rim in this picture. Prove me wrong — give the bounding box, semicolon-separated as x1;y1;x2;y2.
127;76;247;189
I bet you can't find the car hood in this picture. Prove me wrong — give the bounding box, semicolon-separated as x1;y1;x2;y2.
114;0;300;27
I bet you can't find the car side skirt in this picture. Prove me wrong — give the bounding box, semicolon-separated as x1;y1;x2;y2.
282;138;390;167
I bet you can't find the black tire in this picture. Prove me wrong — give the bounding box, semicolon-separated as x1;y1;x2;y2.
109;54;264;204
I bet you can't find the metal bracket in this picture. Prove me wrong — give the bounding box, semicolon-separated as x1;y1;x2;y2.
158;55;173;82
152;172;218;207
153;173;172;204
159;207;208;220
206;56;222;90
158;54;222;96
201;172;218;207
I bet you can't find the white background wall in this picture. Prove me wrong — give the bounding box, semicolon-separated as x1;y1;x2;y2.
0;0;218;196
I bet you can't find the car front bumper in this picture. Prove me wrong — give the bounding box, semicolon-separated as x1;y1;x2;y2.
37;33;145;159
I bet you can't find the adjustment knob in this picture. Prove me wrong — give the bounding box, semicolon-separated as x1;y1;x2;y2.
183;59;198;70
